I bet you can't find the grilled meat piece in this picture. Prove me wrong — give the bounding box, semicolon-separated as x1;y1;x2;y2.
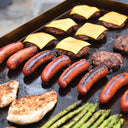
7;90;57;125
113;35;128;53
0;80;19;108
91;51;124;68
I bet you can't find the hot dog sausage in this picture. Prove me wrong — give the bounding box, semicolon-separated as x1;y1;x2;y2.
41;55;71;82
120;90;128;113
6;46;38;70
99;72;128;104
0;42;24;64
77;65;108;95
58;59;90;88
23;50;54;76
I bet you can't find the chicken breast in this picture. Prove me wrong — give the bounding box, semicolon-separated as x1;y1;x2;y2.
0;80;19;108
7;90;57;125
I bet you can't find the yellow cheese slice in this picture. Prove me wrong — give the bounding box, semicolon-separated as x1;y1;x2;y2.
75;22;107;40
45;18;77;32
70;5;100;19
99;11;128;26
23;32;56;49
55;37;90;54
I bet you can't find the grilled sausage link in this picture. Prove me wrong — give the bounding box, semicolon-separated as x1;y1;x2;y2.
120;90;128;113
78;65;108;95
58;59;90;88
23;50;54;76
41;55;71;82
99;72;128;104
6;46;38;70
0;42;24;64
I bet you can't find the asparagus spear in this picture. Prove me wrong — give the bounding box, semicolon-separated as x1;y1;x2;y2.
98;114;119;128
113;118;124;128
49;102;89;128
105;114;121;128
81;109;106;128
72;103;97;128
90;109;110;128
62;103;92;128
41;100;82;128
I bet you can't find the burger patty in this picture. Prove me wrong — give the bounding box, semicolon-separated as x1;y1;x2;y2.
101;20;127;28
77;30;107;41
72;11;100;20
113;35;128;53
45;26;77;35
56;46;89;59
91;51;124;68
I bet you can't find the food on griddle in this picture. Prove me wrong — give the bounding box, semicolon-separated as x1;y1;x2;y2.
77;65;108;95
91;51;124;69
99;72;128;104
120;89;128;113
99;11;128;28
41;100;82;128
23;32;57;49
45;18;77;35
7;90;57;125
70;5;100;20
41;55;71;82
75;22;107;40
23;50;54;76
113;35;128;53
0;80;19;108
58;59;90;88
42;101;123;128
0;42;24;64
6;46;38;70
55;37;90;58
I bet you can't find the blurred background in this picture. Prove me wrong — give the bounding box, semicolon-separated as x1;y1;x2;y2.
0;0;64;37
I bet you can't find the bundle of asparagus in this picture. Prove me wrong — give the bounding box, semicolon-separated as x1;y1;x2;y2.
41;100;124;128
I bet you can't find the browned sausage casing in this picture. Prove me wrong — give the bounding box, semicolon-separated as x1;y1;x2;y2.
6;46;38;70
0;42;24;64
58;59;90;88
77;65;108;95
100;72;128;104
120;89;128;113
41;55;71;82
23;50;54;76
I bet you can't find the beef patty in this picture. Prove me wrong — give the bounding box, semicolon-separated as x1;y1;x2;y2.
91;51;124;68
113;35;128;53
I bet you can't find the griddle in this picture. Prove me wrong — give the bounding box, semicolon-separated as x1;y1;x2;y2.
0;0;128;127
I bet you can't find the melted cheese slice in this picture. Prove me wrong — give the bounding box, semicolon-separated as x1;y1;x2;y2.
45;18;77;32
75;23;107;40
23;32;56;49
55;37;90;54
99;11;128;26
70;5;100;19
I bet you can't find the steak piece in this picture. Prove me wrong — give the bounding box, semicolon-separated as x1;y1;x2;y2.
7;90;57;125
113;35;128;53
91;51;124;68
0;80;19;108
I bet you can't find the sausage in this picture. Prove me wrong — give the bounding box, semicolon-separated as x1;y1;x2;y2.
77;65;108;95
120;90;128;113
23;50;54;76
99;72;128;104
58;59;90;88
6;46;38;70
41;55;71;82
0;42;24;64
